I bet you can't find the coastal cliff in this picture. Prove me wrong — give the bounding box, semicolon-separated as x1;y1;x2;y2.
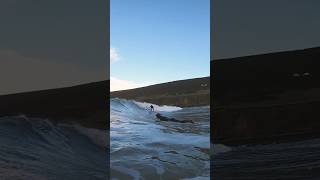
0;81;108;130
212;47;320;145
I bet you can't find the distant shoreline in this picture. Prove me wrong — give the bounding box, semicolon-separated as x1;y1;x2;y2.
110;77;210;107
0;81;109;130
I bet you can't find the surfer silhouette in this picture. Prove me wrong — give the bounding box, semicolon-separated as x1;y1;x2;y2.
150;105;154;111
156;113;194;123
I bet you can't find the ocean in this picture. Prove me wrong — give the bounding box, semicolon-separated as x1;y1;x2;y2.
0;115;108;180
110;98;210;180
212;138;320;179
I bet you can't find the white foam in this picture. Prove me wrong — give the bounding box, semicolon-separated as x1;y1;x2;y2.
181;176;210;180
212;144;232;155
134;101;182;112
111;165;141;180
71;124;107;148
152;162;165;175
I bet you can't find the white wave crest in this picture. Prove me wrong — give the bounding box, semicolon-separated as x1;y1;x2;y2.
181;177;210;180
133;101;182;112
111;165;141;180
212;144;232;155
72;124;107;148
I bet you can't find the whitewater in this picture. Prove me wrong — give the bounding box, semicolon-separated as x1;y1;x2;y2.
110;98;210;180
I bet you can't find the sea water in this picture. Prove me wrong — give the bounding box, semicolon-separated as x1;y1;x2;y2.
110;98;210;180
0;115;107;180
212;138;320;179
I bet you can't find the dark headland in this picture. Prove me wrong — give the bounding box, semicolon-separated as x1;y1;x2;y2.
110;77;210;107
212;47;320;145
0;81;108;130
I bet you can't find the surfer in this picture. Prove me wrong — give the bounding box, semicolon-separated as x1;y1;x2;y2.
150;105;154;112
155;113;194;123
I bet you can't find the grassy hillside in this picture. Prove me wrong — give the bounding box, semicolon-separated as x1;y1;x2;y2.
211;47;320;145
0;81;109;130
212;47;320;107
111;77;210;107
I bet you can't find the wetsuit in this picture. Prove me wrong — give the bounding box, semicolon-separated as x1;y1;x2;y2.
156;113;194;123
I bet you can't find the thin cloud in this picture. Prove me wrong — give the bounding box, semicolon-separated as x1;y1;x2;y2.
110;48;119;63
110;77;143;92
110;76;155;92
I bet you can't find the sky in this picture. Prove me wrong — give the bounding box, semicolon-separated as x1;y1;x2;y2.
110;0;210;91
212;0;320;60
0;0;107;95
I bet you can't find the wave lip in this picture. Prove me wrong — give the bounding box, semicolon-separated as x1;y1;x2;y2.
211;144;232;155
0;115;108;180
134;101;182;112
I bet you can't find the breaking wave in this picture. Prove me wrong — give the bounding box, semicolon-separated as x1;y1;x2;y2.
0;115;107;180
110;98;210;180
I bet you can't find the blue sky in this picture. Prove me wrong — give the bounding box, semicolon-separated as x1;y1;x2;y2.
110;0;210;91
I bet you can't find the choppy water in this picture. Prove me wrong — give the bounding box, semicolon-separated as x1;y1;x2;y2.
110;98;210;180
0;116;108;180
212;138;320;180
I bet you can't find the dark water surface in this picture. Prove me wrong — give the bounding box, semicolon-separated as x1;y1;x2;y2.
212;138;320;180
0;116;107;180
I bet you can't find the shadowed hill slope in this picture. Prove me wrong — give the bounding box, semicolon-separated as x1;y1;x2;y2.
111;77;210;107
211;47;320;145
0;81;108;130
